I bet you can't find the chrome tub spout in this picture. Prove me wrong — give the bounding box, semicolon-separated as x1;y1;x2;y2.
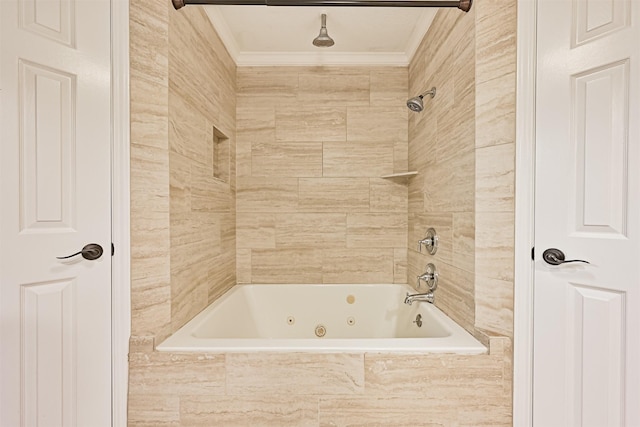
404;291;435;305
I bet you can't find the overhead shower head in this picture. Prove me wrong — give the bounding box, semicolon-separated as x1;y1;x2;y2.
313;14;335;48
407;87;437;112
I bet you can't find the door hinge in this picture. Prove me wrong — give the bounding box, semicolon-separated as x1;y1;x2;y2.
531;246;535;261
111;243;115;256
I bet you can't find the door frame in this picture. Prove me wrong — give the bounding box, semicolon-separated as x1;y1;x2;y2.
0;0;130;422
106;0;547;423
108;0;540;422
513;0;536;424
110;0;539;423
111;0;131;425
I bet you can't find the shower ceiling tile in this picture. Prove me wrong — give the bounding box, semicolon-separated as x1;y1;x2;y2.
203;6;439;66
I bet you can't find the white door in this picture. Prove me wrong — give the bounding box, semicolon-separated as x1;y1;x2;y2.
0;0;112;425
533;0;640;425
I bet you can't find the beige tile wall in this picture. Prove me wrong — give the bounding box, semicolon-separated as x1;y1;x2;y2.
408;0;516;339
168;5;237;334
129;1;517;424
130;0;172;341
474;0;517;337
128;336;512;426
235;66;410;285
130;0;236;342
405;2;516;421
408;8;477;333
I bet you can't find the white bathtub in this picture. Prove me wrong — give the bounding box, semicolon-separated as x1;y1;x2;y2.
157;284;486;354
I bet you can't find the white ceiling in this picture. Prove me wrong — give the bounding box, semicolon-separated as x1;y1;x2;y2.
204;6;437;66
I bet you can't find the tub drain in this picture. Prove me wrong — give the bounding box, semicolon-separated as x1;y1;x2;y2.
315;324;326;337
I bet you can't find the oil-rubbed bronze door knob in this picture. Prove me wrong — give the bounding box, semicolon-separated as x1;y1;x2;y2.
542;248;589;266
57;243;104;261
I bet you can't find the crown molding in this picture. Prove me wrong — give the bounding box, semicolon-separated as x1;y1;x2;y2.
203;7;240;63
405;10;437;62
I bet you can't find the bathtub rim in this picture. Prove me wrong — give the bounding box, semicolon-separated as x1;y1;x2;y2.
157;283;487;355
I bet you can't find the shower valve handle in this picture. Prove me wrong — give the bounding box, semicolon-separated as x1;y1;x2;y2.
417;263;438;290
418;228;438;255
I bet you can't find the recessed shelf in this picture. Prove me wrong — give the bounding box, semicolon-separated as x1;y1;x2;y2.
380;171;419;179
212;126;230;183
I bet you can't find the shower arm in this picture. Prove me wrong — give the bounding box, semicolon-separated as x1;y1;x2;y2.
418;87;437;99
172;0;472;12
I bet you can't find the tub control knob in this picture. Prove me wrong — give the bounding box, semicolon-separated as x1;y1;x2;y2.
417;263;438;291
418;228;438;255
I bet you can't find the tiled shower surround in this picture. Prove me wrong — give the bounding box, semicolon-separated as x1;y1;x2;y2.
129;0;237;343
129;0;516;424
235;65;410;285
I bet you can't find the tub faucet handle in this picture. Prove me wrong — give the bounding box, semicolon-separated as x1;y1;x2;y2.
416;263;438;291
418;228;438;255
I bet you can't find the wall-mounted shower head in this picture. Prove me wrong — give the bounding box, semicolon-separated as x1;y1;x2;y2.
406;87;436;112
313;14;335;48
407;96;425;112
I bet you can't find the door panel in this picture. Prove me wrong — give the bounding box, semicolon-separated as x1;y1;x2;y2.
0;0;112;425
20;0;75;47
572;60;629;237
534;0;639;425
573;0;629;46
566;284;624;426
22;279;77;426
20;60;77;232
